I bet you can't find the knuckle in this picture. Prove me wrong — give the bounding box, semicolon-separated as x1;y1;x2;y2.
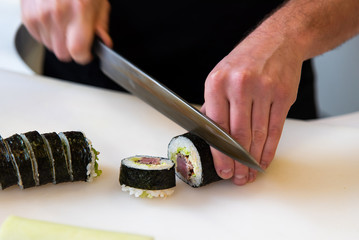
51;4;66;22
268;125;282;139
231;129;251;146
252;128;267;144
275;84;297;104
205;70;225;93
38;9;50;23
229;69;253;89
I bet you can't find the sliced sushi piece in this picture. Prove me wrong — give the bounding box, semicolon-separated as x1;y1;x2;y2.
168;132;222;187
42;132;72;184
24;131;53;186
0;136;18;189
120;156;175;198
19;134;40;186
59;131;94;182
5;134;36;189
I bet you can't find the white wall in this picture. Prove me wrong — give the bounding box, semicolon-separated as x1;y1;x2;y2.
314;35;359;118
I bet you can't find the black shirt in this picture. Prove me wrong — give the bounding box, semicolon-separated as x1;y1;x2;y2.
44;1;317;119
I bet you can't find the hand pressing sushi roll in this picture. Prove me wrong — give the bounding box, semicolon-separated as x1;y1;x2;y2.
120;155;176;198
168;132;222;187
0;131;101;190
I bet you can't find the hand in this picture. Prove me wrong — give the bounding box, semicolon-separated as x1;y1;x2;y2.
202;27;303;186
21;0;112;64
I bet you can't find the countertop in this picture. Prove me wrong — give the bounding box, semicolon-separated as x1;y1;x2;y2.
1;68;359;240
1;1;359;239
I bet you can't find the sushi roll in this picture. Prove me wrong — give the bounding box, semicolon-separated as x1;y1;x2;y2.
0;130;101;190
120;155;175;198
58;132;92;182
0;136;18;190
168;132;222;187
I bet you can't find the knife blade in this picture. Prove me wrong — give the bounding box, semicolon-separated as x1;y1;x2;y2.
94;40;263;172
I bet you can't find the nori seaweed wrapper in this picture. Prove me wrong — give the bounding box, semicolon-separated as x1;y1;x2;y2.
173;132;222;187
25;131;53;185
42;132;71;184
5;134;35;189
63;131;91;182
120;163;176;190
0;136;18;189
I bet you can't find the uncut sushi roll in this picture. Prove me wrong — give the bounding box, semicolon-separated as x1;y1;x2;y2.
168;132;222;187
120;155;176;198
0;130;101;190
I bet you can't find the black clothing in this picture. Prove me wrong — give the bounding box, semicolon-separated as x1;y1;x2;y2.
43;1;317;119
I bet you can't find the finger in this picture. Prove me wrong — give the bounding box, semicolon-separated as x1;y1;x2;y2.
204;70;234;179
228;88;253;185
25;23;43;45
66;3;95;64
260;101;289;170
21;0;42;43
200;103;206;115
95;0;113;48
50;8;71;62
38;20;53;52
247;96;271;182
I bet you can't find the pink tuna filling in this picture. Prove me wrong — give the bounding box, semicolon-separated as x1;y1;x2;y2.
176;153;193;180
136;157;161;165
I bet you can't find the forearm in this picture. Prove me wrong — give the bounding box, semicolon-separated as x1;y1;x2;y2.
253;0;359;60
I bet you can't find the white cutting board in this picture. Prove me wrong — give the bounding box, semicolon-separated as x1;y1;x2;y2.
0;69;359;240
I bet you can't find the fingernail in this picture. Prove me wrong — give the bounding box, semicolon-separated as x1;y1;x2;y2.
220;169;233;179
235;174;247;181
261;162;268;170
248;172;256;182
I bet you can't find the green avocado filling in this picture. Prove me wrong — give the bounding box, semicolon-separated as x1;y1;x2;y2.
177;147;190;155
91;147;102;177
140;191;152;199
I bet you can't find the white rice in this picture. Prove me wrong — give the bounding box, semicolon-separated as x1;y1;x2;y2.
168;136;203;187
121;185;174;199
58;132;74;181
3;140;23;189
85;137;98;182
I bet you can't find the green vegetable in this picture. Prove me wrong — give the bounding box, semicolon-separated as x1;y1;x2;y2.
91;147;102;177
0;216;153;240
176;147;190;155
140;191;151;199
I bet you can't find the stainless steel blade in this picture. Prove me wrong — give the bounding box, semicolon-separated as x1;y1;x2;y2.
95;40;263;172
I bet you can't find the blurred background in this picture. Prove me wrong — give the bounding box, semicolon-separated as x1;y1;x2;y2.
314;36;359;117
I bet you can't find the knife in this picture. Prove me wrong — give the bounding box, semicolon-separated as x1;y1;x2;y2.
94;40;263;172
15;24;262;172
